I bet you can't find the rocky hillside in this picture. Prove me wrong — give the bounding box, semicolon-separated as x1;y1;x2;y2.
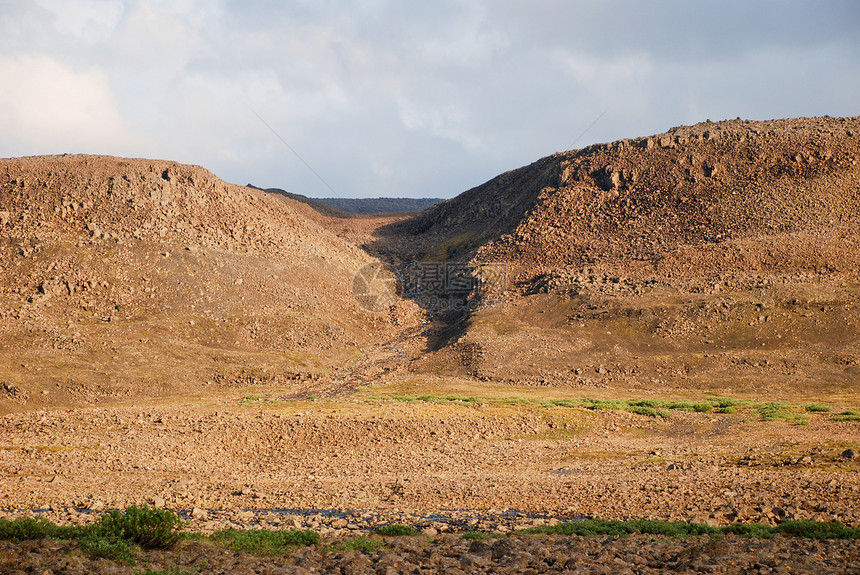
398;117;860;291
396;117;860;393
0;155;415;411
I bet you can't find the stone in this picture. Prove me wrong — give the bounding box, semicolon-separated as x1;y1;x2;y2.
841;448;857;460
459;553;490;569
191;507;209;521
421;526;438;537
331;518;348;528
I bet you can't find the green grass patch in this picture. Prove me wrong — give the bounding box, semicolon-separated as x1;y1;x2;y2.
210;528;319;556
523;518;713;537
327;536;384;553
0;516;85;542
374;524;419;536
79;534;140;565
774;520;860;539
706;397;748;409
758;402;803;422
719;523;775;538
833;410;860;422
382;393;860;423
524;518;860;540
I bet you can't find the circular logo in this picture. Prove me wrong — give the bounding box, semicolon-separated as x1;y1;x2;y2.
352;262;402;312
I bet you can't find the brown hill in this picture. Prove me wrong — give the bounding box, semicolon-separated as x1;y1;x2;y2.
0;155;416;412
390;117;860;396
396;116;860;288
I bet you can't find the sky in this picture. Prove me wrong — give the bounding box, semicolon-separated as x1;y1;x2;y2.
1;1;859;199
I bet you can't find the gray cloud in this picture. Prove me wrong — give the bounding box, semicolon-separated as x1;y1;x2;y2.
1;0;858;198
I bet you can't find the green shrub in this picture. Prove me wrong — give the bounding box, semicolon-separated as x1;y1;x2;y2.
94;506;183;550
804;403;832;413
210;528;319;555
374;524;419;536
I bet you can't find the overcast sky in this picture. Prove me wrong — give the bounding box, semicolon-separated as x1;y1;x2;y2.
1;1;858;198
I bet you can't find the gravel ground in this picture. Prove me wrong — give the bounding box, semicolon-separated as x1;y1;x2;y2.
2;532;860;574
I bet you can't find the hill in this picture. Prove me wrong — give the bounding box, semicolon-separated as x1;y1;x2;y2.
0;155;417;412
397;116;860;281
389;117;860;395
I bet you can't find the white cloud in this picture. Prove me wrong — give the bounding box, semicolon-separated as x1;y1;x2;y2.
0;55;135;155
33;0;123;44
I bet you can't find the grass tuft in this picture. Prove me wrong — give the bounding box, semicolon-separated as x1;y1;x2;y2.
210;528;319;556
328;536;384;553
833;410;860;422
374;524;419;536
804;403;832;413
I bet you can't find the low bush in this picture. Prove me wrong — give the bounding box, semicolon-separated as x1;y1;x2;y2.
94;506;183;550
